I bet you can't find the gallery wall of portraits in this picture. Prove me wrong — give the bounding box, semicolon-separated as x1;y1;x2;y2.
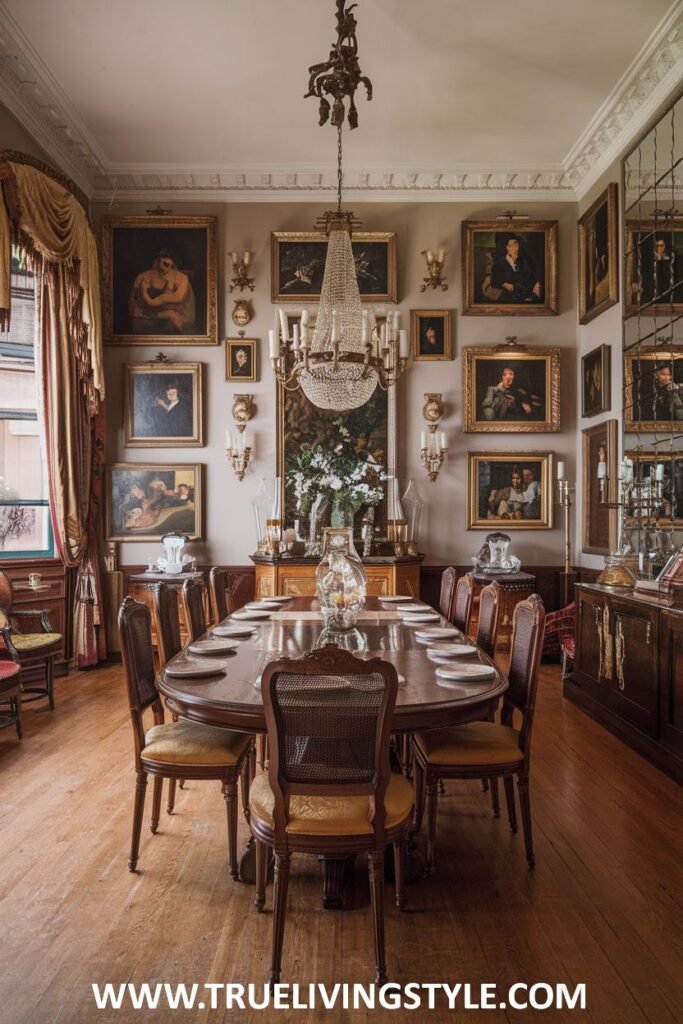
96;197;581;568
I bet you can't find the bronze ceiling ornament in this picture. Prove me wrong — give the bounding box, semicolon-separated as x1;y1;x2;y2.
304;1;372;131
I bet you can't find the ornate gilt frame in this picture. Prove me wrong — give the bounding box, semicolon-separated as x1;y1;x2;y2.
461;220;558;316
124;361;203;448
582;419;618;554
624;447;683;525
271;231;397;303
105;463;203;542
623;346;683;432
411;309;453;361
225;339;257;382
101;215;218;345
462;345;561;433
467;451;554;529
624;216;683;318
578;183;619;325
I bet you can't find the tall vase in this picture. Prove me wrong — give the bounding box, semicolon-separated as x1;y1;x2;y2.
331;500;354;529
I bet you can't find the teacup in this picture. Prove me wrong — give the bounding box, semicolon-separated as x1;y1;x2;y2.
28;573;42;588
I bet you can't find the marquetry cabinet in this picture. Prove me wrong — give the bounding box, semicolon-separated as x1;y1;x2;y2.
251;554;423;600
566;584;683;783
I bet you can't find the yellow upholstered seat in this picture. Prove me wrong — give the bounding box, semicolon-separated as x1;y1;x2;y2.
9;632;62;652
414;722;523;767
249;770;414;836
143;720;252;766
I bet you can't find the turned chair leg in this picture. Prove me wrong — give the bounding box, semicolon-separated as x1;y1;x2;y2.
257;734;267;771
255;839;267;911
393;838;406;909
223;779;239;879
240;759;251;826
167;778;176;814
269;851;291;986
517;772;535;869
151;776;163;833
412;754;425;835
368;850;387;984
129;770;148;871
503;775;518;833
425;776;439;875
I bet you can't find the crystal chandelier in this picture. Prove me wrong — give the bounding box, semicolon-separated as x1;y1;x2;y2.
269;0;408;411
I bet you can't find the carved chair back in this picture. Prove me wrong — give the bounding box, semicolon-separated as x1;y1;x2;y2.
476;581;501;658
181;577;207;643
227;573;256;615
439;567;457;622
209;567;228;624
261;644;398;852
502;593;546;761
118;596;163;765
453;574;474;634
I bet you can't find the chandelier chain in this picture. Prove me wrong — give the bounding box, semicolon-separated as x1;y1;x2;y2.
337;124;343;213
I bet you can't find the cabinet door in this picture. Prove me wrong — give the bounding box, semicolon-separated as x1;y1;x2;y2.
659;610;683;756
605;601;658;737
574;590;608;695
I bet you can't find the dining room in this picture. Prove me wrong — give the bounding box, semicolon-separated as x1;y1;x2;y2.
1;2;683;1022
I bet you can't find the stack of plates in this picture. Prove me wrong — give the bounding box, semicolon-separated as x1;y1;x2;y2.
188;638;239;656
212;624;256;639
232;609;272;621
435;664;496;686
414;626;462;642
245;601;281;611
265;595;292;604
396;603;431;614
166;659;229;678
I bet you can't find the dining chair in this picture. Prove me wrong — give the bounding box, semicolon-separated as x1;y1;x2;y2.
250;644;414;985
151;582;184;812
476;581;501;658
209;567;229;625
413;593;545;874
0;570;62;711
227;573;256;615
439;566;457;622
180;577;207;643
118;596;253;877
452;573;475;635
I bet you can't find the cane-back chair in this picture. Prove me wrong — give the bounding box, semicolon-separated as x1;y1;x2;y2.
180;576;207;643
151;582;185;811
250;645;414;985
413;593;545;874
452;573;475;635
209;567;229;625
439;567;457;623
118;596;252;877
0;570;62;710
476;581;501;658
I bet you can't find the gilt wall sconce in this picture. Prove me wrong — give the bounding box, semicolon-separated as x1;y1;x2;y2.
229;250;255;292
420;248;447;292
421;393;448;482
226;394;253;481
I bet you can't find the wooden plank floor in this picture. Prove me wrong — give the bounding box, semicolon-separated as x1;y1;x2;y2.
1;662;682;1024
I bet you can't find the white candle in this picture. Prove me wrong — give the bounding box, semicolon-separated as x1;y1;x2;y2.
393;310;401;330
269;329;278;359
242;250;251;266
597;462;607;479
361;309;369;344
420;431;427;450
426;249;434;263
399;329;408;358
240;431;247;452
556;461;565;481
300;324;309;350
623;459;633;482
380;323;387;348
438;249;445;263
656;463;665;481
440;431;447;451
292;324;300;350
301;308;309;326
279;308;289;344
226;430;232;451
230;251;238;266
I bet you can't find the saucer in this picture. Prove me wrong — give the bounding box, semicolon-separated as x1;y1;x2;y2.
187;639;240;655
166;659;229;678
414;627;462;642
232;609;272;621
427;643;477;658
435;664;496;682
212;624;256;639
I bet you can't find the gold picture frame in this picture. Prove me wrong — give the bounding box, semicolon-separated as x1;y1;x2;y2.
581;344;611;418
463;345;561;432
101;215;217;345
105;463;203;541
625;448;683;525
467;452;554;529
582;420;618;554
625;217;683;317
623;347;683;432
125;362;203;448
271;231;397;302
411;310;453;361
578;183;619;325
461;220;558;316
225;339;257;382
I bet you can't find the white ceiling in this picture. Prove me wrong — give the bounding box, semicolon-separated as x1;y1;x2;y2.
0;0;682;199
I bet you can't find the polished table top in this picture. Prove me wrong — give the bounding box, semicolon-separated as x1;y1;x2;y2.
159;596;508;733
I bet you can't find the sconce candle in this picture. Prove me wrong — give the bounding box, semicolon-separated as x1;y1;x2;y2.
597;462;607;479
556;461;565;481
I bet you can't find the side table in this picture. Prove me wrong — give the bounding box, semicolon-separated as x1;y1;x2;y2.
470;571;536;652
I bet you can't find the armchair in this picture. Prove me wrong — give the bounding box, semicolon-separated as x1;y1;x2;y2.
0;571;62;710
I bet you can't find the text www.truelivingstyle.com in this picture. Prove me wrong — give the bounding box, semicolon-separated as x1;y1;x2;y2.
91;981;587;1012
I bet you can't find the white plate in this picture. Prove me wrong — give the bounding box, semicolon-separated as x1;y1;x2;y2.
231;609;272;621
263;595;292;603
379;595;413;603
187;639;240;655
396;603;431;614
245;601;281;610
166;659;229;678
401;612;440;624
254;670;406;689
211;624;256;639
427;643;477;658
435;664;496;682
414;627;462;641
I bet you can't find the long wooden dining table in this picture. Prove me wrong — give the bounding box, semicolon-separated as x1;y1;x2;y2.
158;595;509;905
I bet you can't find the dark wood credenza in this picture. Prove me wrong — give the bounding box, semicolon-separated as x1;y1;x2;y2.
565;583;683;784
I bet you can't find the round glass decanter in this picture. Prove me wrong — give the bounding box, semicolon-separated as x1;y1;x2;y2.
315;527;367;631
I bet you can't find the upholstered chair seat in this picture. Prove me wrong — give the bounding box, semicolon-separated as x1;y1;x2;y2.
144;720;252;767
7;632;62;653
414;722;524;768
249;769;414;837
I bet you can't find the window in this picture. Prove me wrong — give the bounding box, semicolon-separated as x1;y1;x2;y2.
0;247;54;559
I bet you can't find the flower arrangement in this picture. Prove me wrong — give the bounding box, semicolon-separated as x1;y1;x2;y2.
288;420;386;517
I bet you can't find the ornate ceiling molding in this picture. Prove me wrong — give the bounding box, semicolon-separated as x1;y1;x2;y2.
0;3;682;203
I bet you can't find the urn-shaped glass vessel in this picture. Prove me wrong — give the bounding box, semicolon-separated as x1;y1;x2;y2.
315;527;367;631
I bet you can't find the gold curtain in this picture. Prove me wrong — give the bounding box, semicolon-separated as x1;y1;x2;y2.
0;157;106;667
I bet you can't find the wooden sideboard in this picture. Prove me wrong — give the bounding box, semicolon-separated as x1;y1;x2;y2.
251;554;423;600
565;583;683;783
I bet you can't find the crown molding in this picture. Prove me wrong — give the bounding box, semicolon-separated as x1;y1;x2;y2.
0;2;682;204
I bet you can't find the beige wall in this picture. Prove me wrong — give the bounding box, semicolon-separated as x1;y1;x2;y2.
95;198;579;568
